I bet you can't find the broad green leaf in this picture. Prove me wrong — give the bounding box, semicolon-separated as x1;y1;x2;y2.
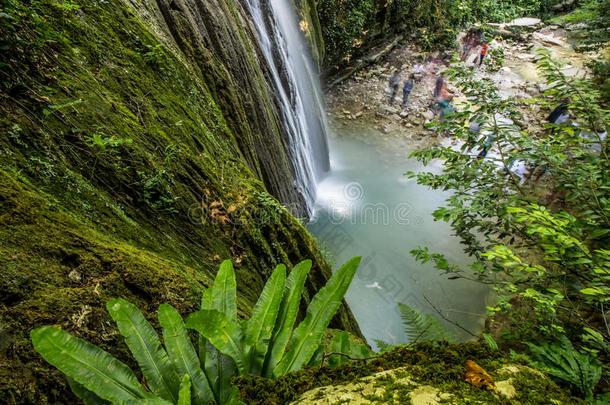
580;287;604;296
329;331;350;368
208;260;237;317
107;299;179;402
274;257;361;376
355;340;373;359
119;400;173;405
67;377;110;405
262;260;311;378
177;374;191;405
306;343;326;367
158;304;212;405
244;264;286;374
31;326;150;402
186;309;248;375
200;339;238;405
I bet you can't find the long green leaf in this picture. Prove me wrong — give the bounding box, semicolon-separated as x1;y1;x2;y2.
354;339;373;359
305;343;325;367
208;260;237;317
329;331;350;368
107;299;179;402
31;326;150;402
274;257;361;376
199;338;238;405
244;264;286;374
119;400;173;405
186;309;248;375
177;374;191;405
158;304;213;405
262;259;311;378
67;377;111;405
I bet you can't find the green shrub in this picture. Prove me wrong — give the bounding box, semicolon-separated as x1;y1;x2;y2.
406;50;609;399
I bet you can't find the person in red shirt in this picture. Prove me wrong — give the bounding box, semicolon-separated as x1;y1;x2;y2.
478;43;489;67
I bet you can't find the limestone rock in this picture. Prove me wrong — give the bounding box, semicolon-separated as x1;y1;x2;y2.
287;363;574;405
532;32;565;47
409;385;453;405
508;17;542;28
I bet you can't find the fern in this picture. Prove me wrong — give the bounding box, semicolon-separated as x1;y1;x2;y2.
373;339;395;353
373;304;453;352
398;303;453;342
482;333;498;350
32;257;362;404
527;336;602;400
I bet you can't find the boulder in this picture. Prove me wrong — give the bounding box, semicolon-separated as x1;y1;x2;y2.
422;110;435;121
287;364;580;405
532;32;565;47
508;17;542;28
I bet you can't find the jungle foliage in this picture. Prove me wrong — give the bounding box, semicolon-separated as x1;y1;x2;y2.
558;0;610;101
407;50;609;399
317;0;561;68
31;258;367;404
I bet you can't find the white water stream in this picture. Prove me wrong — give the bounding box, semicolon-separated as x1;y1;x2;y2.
243;0;329;215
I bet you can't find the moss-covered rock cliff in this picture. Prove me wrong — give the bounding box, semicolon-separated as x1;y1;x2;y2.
0;0;361;403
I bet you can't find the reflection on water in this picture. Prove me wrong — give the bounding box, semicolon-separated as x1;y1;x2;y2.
308;128;493;349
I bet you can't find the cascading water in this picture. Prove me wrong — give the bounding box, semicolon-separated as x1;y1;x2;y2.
242;0;330;216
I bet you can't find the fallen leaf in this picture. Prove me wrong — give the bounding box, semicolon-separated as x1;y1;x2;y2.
465;360;497;392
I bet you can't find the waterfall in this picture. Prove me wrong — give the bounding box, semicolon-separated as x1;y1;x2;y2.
242;0;330;216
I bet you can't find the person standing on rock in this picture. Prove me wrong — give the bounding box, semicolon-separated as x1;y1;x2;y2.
438;87;455;121
402;74;415;108
388;70;401;105
433;72;444;99
466;120;482;152
478;42;489;67
477;132;497;159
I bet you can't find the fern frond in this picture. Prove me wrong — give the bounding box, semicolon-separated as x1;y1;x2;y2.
527;336;602;399
398;303;452;342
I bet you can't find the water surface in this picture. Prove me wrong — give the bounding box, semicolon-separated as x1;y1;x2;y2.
308;127;493;348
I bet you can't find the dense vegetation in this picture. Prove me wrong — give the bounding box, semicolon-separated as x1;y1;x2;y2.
1;0;608;403
408;49;609;401
554;0;610;101
317;0;566;68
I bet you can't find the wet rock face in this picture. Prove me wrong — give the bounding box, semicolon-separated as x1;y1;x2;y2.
0;0;362;402
128;0;307;215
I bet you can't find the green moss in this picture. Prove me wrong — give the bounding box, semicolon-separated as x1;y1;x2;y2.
235;342;584;404
0;0;361;403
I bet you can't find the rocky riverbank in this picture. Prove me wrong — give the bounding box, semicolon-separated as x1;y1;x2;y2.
325;17;595;151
